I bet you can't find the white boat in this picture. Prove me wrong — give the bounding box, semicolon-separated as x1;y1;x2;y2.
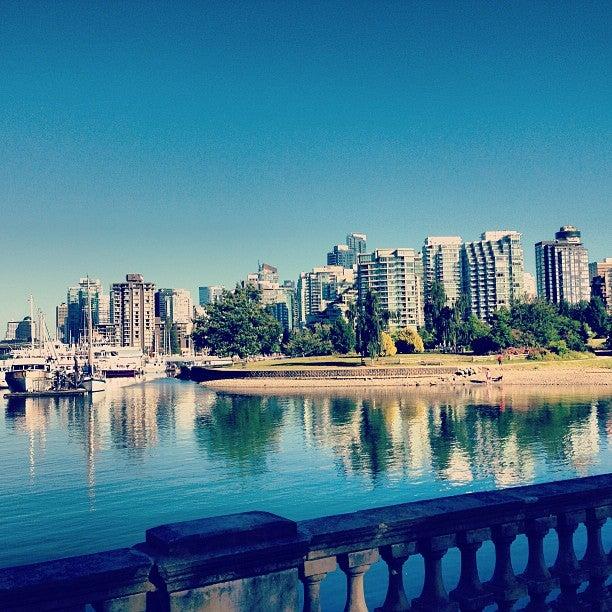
5;357;54;392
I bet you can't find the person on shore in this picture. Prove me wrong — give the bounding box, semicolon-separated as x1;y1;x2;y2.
497;354;503;366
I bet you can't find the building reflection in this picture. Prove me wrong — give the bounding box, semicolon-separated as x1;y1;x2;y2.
295;388;611;487
3;383;611;497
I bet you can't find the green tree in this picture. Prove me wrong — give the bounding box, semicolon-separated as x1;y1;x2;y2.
356;290;385;360
192;287;282;358
394;327;424;353
380;331;397;356
424;281;446;344
329;317;356;354
283;325;333;357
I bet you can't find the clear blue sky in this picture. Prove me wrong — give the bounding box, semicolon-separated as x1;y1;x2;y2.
1;1;610;328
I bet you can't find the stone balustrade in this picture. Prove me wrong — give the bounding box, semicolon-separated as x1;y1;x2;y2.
1;474;610;611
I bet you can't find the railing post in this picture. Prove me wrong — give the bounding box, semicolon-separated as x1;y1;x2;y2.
300;557;337;612
412;534;458;612
449;528;491;611
377;542;415;611
522;516;555;611
338;549;379;612
582;506;609;608
488;522;525;612
551;511;582;610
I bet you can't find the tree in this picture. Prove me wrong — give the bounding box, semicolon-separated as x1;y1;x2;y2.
330;317;356;354
192;287;282;358
356;290;385;360
424;281;446;345
283;325;333;357
380;332;397;356
394;327;424;354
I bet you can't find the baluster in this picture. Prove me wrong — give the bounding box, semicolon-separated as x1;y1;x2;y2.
377;542;415;611
582;506;609;608
338;549;379;612
412;534;458;612
488;522;525;612
521;516;555;611
449;528;491;611
551;511;582;610
300;556;337;612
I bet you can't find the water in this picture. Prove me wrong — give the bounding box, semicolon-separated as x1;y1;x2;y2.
1;379;611;606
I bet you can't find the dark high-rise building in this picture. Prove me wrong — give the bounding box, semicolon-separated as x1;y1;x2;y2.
535;226;590;305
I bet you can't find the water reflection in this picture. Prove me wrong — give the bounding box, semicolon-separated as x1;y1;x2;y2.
194;394;285;475
1;381;611;568
292;389;611;488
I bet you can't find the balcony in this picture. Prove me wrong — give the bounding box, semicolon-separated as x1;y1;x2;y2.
0;474;610;611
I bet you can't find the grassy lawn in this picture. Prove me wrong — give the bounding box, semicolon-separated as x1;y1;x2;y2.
229;354;612;371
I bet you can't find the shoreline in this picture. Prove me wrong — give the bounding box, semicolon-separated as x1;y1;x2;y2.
201;364;612;391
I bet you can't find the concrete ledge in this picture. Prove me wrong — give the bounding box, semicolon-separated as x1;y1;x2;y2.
0;547;154;611
189;365;458;381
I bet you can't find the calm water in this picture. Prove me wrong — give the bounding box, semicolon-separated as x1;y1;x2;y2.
1;379;611;606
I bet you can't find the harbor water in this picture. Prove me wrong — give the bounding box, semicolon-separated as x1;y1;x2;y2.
1;378;611;607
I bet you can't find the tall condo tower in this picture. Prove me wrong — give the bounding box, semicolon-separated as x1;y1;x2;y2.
422;236;463;307
111;274;156;353
535;226;590;305
357;248;424;329
462;231;525;321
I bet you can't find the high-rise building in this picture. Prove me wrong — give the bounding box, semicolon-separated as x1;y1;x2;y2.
422;236;463;307
357;249;424;329
590;258;612;312
523;272;537;301
199;285;225;306
462;231;525;321
66;278;104;344
346;233;367;258
4;321;19;342
535;226;590;305
297;266;355;325
56;303;68;342
111;274;156;353
155;288;193;354
327;244;355;268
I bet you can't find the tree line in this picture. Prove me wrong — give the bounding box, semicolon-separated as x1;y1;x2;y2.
192;283;612;359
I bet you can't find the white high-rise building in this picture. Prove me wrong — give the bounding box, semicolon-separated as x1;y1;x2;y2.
357;249;424;329
535;226;590;305
462;231;525;321
111;274;156;352
523;272;537;301
422;236;463;307
297;266;355;325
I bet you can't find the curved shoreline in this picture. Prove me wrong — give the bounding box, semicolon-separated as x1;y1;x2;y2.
200;365;612;391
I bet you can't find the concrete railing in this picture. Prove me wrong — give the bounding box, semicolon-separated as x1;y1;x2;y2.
1;474;610;611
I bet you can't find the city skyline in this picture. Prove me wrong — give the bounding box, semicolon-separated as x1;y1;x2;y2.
3;223;609;334
1;2;610;328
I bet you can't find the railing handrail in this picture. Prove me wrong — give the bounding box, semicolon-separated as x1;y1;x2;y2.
299;473;612;558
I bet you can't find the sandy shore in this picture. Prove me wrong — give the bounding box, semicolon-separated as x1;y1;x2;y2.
201;364;612;391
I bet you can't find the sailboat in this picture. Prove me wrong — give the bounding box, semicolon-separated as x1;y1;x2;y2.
81;277;106;394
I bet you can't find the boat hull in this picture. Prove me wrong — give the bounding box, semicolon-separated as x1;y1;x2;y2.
82;377;106;393
6;370;53;393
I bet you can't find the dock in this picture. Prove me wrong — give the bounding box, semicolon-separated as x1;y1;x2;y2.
4;389;87;398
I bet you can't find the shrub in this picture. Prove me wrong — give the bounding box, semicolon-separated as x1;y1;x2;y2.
394;327;424;354
381;331;397;357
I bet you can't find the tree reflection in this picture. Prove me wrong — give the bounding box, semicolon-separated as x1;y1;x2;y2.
194;393;284;476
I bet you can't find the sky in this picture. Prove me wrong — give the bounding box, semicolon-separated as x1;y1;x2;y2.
0;1;610;329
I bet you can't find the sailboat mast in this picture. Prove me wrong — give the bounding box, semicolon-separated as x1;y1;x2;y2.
29;295;34;351
87;277;94;367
